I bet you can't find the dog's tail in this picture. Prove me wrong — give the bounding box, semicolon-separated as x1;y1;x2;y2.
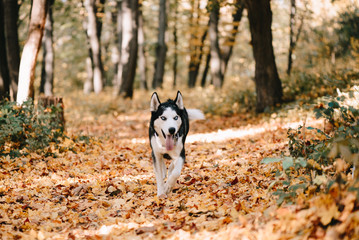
187;109;205;121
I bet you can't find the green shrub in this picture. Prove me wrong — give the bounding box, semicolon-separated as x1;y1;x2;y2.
336;6;359;56
262;87;359;205
0;99;65;158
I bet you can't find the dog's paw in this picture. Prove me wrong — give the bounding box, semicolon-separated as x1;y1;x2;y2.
164;184;172;194
157;188;167;198
158;193;167;199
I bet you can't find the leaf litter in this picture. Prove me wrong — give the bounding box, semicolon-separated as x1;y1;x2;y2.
0;93;358;239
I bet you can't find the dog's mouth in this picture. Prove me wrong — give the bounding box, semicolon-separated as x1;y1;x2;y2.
161;130;175;151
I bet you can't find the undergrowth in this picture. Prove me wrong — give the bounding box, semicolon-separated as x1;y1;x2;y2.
262;86;359;205
0;99;66;158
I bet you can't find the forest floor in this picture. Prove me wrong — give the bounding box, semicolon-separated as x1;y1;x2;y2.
1;90;358;239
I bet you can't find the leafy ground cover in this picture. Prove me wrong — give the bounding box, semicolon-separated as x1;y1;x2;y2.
0;89;358;239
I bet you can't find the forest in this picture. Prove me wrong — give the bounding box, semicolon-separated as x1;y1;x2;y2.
0;0;359;239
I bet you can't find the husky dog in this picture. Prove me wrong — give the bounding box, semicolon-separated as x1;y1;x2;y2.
149;91;204;196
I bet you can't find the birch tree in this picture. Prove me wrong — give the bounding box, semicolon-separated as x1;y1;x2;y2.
17;0;49;105
83;0;105;94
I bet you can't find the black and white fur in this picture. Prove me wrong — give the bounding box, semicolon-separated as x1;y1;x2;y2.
149;91;204;196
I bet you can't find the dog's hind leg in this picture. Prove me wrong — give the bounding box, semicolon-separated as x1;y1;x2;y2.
164;156;184;194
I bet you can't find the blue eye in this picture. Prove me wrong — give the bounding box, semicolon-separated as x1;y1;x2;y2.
161;116;167;121
174;116;178;120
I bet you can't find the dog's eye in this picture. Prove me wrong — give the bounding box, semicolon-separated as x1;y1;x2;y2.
174;116;178;120
161;116;167;121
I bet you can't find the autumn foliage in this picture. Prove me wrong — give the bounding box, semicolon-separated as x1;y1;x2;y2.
0;86;358;239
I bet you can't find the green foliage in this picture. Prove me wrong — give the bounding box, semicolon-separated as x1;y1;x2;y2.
287;125;330;164
262;87;359;205
316;94;359;167
335;6;359;56
0;99;66;158
283;70;359;102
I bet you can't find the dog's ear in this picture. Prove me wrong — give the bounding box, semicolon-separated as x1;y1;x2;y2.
174;91;184;110
150;92;161;112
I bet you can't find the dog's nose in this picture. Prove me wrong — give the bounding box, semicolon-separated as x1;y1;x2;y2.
168;127;176;135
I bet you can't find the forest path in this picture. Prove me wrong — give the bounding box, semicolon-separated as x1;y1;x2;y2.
59;111;311;239
1;108;320;239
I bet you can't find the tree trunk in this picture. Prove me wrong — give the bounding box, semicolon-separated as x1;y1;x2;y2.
188;0;209;89
84;55;94;93
96;0;106;84
82;10;94;94
188;0;203;88
118;0;138;98
208;0;223;88
138;2;147;90
84;0;104;94
152;0;167;89
188;28;207;88
221;0;243;77
172;1;178;88
287;0;303;76
201;53;211;87
245;0;282;112
114;0;123;93
287;0;296;76
40;0;54;96
3;0;20;101
16;0;49;105
0;0;10;100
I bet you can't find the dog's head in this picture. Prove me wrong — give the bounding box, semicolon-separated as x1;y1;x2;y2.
150;91;184;150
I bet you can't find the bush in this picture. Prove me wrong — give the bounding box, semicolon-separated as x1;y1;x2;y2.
262;86;359;205
0;99;66;158
336;6;359;56
283;70;359;102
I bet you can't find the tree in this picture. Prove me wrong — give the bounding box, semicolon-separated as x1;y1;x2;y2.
116;0;138;98
138;1;148;90
172;0;178;88
287;0;304;76
108;0;121;91
221;0;243;77
113;0;122;94
201;53;211;87
206;0;243;88
0;0;10;100
208;0;223;88
152;0;167;89
188;0;208;88
3;0;20;101
245;0;282;112
40;0;54;96
83;0;105;94
17;0;49;105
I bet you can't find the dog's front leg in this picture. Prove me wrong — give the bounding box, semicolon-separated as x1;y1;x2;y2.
164;156;184;194
161;159;167;180
168;161;174;177
153;153;166;196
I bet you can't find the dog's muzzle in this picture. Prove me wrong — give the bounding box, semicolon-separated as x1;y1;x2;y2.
161;128;177;151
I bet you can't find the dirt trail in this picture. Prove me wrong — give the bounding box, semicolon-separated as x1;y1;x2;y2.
0;110;319;239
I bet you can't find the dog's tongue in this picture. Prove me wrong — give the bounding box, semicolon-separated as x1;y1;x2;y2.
165;135;174;151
